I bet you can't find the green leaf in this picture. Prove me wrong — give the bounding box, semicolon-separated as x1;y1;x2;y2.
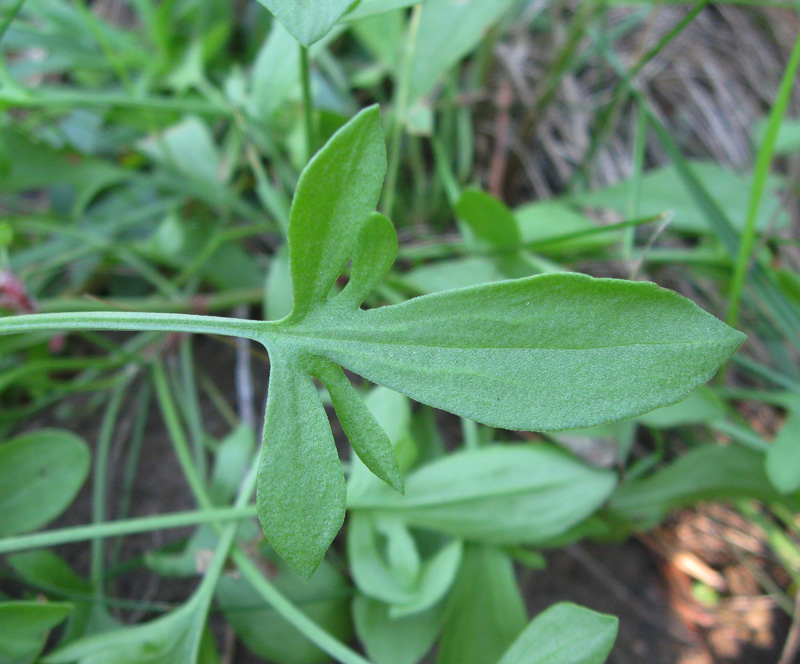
610;444;786;527
409;0;516;103
43;600;211;664
315;360;403;493
288;105;387;319
253;0;353;46
289;273;745;431
456;188;521;249
348;512;462;615
497;603;618;664
346;0;427;21
256;355;347;579
339;212;398;308
766;401;800;495
350;444;616;544
0;430;90;537
437;545;527;664
0;601;72;664
352;595;445;664
636;386;726;429
217;552;352;664
574;161;790;235
7;551;118;643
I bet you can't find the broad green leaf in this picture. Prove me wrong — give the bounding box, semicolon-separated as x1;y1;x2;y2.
0;430;90;537
0;601;72;664
288;105;387;319
610;444;787;527
766;401;800;495
7;551;118;642
409;0;517;102
44;600;212;664
353;595;445;664
497;603;618;664
350;444;617;544
348;512;462;615
456;188;520;249
636;386;726;428
256;355;347;579
437;545;526;664
574;161;790;234
254;0;353;47
217;552;352;664
290;273;745;431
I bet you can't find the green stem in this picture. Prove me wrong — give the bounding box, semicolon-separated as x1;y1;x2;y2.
0;311;269;342
91;384;129;599
0;89;230;116
382;3;423;217
37;288;264;315
231;549;373;664
0;506;258;555
153;360;214;512
301;44;315;161
727;28;800;329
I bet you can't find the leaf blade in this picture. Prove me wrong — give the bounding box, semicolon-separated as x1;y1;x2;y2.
295;273;746;431
256;355;347;579
288;105;387;319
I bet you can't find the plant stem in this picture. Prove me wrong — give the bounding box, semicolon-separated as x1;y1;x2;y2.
382;3;423;218
0;506;258;555
301;44;315;161
91;384;130;601
231;549;373;664
153;360;214;512
0;311;268;342
727;28;800;329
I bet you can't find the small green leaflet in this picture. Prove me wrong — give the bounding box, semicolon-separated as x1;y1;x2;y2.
254;0;354;46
